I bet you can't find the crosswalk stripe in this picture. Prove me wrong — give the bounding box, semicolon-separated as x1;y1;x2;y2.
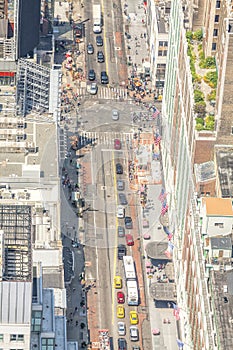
76;86;129;100
78;131;134;146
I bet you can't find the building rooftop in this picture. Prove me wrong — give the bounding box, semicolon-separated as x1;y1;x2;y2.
149;282;177;301
195;161;216;183
216;149;233;198
210;237;232;250
203;197;233;216
212;270;233;349
145;241;172;260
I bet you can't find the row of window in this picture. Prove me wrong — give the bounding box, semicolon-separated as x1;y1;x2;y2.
0;334;24;342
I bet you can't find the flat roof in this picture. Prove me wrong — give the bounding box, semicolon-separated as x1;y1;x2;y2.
203;197;233;216
210;237;232;250
149;282;177;301
212;270;233;349
216;149;233;198
145;241;172;260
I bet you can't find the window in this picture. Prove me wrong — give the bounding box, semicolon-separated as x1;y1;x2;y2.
42;338;55;350
216;1;221;8
215;15;219;22
0;335;3;342
214;223;224;228
159;41;168;47
158;50;167;57
10;334;24;342
32;310;42;332
213;28;218;36
212;43;217;50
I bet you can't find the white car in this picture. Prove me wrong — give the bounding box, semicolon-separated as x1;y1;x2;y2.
130;326;139;341
112;109;119;120
89;83;98;95
118;321;126;336
117;205;125;219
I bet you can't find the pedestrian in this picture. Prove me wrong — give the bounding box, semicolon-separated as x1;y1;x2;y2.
136;50;138;55
73;288;76;292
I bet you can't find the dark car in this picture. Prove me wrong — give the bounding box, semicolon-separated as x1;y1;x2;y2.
97;51;105;63
101;71;109;84
96;35;103;46
118;226;125;237
116;163;123;174
125;216;133;229
118;338;127;350
118;244;126;260
119;193;127;205
88;69;96;81
73;23;83;38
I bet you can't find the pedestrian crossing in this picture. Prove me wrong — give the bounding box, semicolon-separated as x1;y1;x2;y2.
78;131;134;146
77;86;129;101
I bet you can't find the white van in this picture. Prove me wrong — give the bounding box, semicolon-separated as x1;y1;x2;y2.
130;326;139;341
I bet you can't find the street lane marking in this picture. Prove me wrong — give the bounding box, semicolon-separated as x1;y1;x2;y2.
111;151;119;325
101;0;109;85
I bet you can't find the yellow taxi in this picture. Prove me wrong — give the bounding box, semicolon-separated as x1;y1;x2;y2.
130;310;138;325
114;276;122;289
117;305;125;318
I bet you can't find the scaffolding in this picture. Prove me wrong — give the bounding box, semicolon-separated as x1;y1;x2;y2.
0;205;32;281
16;58;51;116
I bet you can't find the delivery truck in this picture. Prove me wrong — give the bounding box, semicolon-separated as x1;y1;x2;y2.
93;4;102;33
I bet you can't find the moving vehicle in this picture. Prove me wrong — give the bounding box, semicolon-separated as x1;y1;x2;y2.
119;193;127;205
130;310;138;325
125;216;133;229
88;69;95;81
118;226;125;237
125;233;134;246
112;109;119;120
114;139;121;150
97;51;105;63
116;163;123;174
73;23;83;38
89;82;98;95
117;291;125;304
123;256;136;280
114;276;122;289
96;35;103;46
117;322;126;336
126;280;139;306
130;326;139;342
93;4;102;33
132;347;140;350
87;43;94;54
117;205;125;219
118;244;126;260
117;305;125;318
117;180;125;191
101;71;109;84
118;338;127;350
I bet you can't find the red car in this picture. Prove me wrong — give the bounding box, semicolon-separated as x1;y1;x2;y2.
117;291;125;304
126;233;134;246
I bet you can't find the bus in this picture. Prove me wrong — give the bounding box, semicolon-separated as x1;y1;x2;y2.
126;280;139;306
123;255;136;280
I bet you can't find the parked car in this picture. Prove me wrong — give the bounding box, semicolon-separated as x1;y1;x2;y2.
117;291;125;304
97;50;105;63
118;338;127;350
87;43;94;54
114;139;121;150
116;163;123;174
101;71;109;84
118;244;126;260
125;216;133;229
89;82;98;95
88;69;96;81
125;233;134;246
117;180;125;191
112;109;119;120
118;226;125;237
119;193;127;205
118;322;126;336
73;23;83;38
96;35;103;46
117;206;125;219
